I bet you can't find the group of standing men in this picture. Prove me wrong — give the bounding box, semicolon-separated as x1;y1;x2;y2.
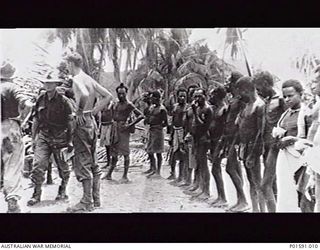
2;49;320;213
160;70;305;213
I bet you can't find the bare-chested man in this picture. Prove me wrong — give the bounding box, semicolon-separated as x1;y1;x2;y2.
220;72;249;212
183;85;200;192
65;52;113;212
103;83;143;183
189;88;213;201
208;84;229;208
236;76;265;212
145;90;168;178
253;71;286;212
167;88;188;186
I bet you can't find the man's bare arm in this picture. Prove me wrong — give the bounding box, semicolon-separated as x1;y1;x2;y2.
92;81;114;115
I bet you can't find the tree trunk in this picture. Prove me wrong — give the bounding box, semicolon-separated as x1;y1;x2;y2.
118;40;123;82
133;49;138;71
123;47;131;84
111;36;121;83
97;41;106;83
76;28;94;76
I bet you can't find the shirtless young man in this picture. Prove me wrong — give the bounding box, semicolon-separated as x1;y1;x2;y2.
236;76;266;212
221;72;249;212
167;88;188;186
189;88;213;201
208;85;229;208
253;71;286;212
145;90;168;178
103;83;143;183
65;52;113;212
182;85;200;192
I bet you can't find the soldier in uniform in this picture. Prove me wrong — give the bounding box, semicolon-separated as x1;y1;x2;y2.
27;72;74;206
1;61;32;213
103;83;144;183
145;90;168;178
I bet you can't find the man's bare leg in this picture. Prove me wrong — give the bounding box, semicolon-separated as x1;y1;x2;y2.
167;153;176;180
225;147;248;211
119;155;130;184
177;160;190;187
154;153;162;178
146;153;156;178
210;157;228;207
261;146;278;212
103;156;117;181
185;167;200;193
105;146;111;167
197;153;211;201
244;158;265;212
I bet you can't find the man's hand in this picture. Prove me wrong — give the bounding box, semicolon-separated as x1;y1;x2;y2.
191;101;197;113
76;109;86;126
278;137;297;149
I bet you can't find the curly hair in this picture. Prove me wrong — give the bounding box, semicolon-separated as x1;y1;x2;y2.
65;52;83;67
236;76;255;92
176;87;187;96
116;83;128;93
210;84;227;100
282;79;303;95
252;71;274;87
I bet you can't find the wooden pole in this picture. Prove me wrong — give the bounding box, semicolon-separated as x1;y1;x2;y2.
236;28;252;77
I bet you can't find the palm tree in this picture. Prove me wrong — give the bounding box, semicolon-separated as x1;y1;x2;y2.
217;28;251;76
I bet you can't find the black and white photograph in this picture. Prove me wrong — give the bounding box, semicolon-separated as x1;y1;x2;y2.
2;28;320;214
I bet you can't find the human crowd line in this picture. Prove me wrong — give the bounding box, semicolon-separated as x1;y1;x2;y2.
1;52;320;213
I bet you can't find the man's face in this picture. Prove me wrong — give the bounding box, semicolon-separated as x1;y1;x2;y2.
255;82;272;99
188;87;196;101
117;88;127;102
238;86;254;103
151;95;160;105
282;87;301;109
43;82;58;93
208;89;219;105
311;81;320;96
177;91;187;104
194;90;206;105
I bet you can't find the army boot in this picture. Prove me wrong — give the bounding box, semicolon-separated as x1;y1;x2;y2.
27;185;42;206
67;179;93;212
92;174;101;208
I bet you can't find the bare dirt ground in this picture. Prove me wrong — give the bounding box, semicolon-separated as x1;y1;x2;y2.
0;134;252;213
